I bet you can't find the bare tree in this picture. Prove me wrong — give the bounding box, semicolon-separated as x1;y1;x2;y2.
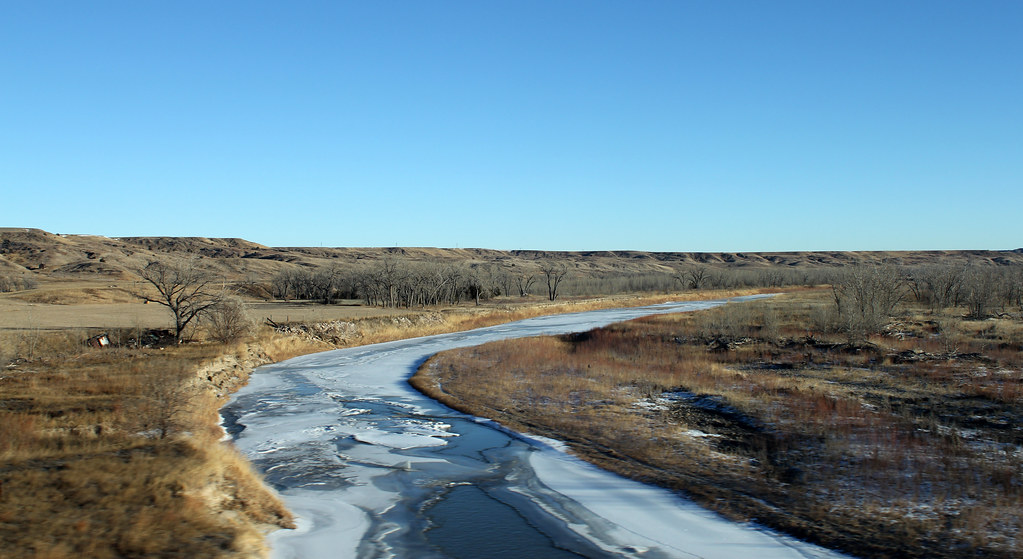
271;268;300;301
513;267;538;297
907;264;967;309
423;263;454;306
688;267;709;289
464;263;498;306
831;264;906;339
398;263;427;308
962;266;1000;319
137;259;222;343
310;263;345;304
373;258;405;308
203;295;254;343
673;266;712;290
127;372;197;439
0;272;37;293
540;260;569;301
1009;268;1023;314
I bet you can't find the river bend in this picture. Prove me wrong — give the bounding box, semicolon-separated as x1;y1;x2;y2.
224;298;845;559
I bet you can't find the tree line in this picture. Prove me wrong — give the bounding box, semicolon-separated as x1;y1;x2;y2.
260;258;1023;317
125;255;1023;344
260;259;841;305
267;259;569;307
829;263;1023;339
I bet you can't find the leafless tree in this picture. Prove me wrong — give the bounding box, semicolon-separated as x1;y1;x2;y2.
203;295;254;343
136;259;223;343
372;258;405;308
540;260;569;301
128;373;197;439
513;266;538;297
397;263;427;308
673;266;711;290
310;263;344;304
0;272;37;293
907;264;967;309
831;264;906;339
1008;268;1023;314
464;263;499;306
424;263;455;306
962;266;1000;319
271;269;299;301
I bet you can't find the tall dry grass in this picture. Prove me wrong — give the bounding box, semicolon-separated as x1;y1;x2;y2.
0;331;293;559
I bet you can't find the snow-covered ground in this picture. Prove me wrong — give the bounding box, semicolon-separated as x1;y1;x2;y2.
225;298;847;558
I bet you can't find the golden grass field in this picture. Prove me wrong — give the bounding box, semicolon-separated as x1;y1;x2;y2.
0;334;303;559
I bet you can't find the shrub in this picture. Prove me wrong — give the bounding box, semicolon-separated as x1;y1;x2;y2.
202;296;254;343
0;272;37;293
831;265;906;339
962;266;1001;319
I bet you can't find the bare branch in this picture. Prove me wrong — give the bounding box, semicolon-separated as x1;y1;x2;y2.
136;259;222;343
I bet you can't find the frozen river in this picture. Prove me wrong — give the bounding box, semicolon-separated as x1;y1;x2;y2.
223;297;846;559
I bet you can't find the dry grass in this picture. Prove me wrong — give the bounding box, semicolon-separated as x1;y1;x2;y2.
414;290;1023;559
0;332;293;559
9;286;138;305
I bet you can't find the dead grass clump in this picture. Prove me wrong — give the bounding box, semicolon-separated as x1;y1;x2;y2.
250;328;333;362
204;296;256;344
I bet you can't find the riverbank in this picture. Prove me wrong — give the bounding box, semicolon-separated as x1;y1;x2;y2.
0;336;305;559
226;292;840;559
412;291;1023;558
1;289;762;558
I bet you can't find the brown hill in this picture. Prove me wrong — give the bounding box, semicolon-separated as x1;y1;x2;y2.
1;228;1020;284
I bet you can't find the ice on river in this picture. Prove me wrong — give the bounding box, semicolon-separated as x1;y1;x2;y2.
225;297;847;559
353;419;457;449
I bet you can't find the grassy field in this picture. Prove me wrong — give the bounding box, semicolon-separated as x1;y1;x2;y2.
0;279;414;332
0;331;316;559
413;290;1023;558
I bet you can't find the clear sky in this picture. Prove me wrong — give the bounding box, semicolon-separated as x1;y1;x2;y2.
2;1;1020;252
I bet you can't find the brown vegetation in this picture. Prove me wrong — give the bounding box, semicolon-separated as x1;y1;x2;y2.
2;228;1022;306
413;290;1023;559
3;227;1022;557
0;282;756;558
0;330;306;559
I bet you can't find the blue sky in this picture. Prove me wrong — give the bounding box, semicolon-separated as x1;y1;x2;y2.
2;1;1020;251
